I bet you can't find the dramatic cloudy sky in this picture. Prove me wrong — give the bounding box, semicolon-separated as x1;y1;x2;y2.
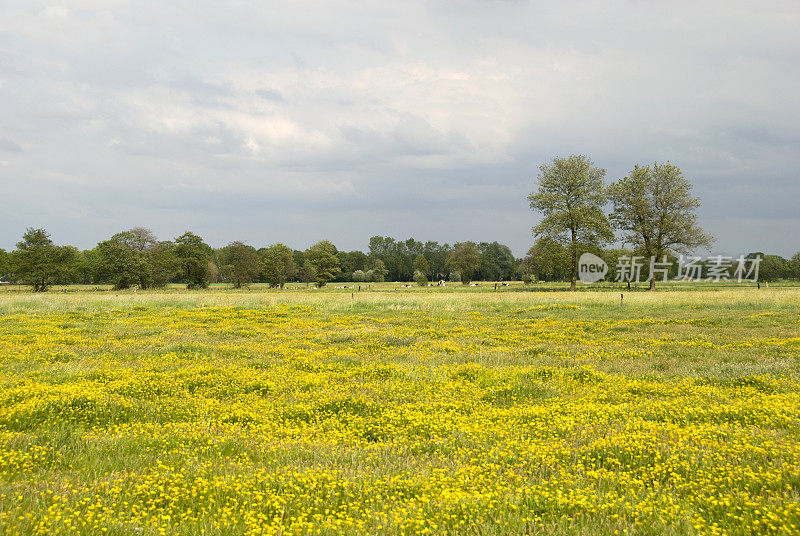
1;1;798;256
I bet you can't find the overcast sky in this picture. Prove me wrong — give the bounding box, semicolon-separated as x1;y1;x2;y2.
1;1;798;256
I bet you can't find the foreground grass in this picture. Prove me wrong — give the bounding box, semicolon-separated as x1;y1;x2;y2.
0;288;799;535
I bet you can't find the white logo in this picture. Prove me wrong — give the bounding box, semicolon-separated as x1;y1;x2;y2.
578;253;608;284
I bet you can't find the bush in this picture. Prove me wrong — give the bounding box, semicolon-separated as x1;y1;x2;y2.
414;270;428;287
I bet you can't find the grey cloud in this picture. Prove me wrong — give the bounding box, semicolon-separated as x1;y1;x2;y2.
339;116;458;159
168;76;235;108
0;139;22;152
1;1;799;257
256;88;286;102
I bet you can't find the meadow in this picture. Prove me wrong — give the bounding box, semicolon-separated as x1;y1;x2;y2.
0;285;799;535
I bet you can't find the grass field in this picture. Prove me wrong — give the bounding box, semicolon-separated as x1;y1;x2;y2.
1;286;799;535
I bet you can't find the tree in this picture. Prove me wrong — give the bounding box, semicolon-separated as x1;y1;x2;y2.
347;250;369;274
93;228;182;290
413;254;430;277
10;228;78;291
262;243;297;288
75;249;96;284
529;154;613;291
478;242;516;281
206;261;220;284
291;250;306;280
336;250;368;282
128;227;158;252
369;236;400;281
413;253;430;286
147;242;180;287
756;254;789;282
298;262;316;287
58;246;81;285
609;162;714;290
93;231;144;290
364;236;452;281
519;238;570;282
174;231;212;289
218;241;261;288
790;252;800;281
601;248;635;283
305;240;341;287
369;259;388;282
424;241;451;281
0;249;9;280
93;228;178;290
446;242;482;285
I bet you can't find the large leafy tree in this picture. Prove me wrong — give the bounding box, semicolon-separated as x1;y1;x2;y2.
262;243;297;288
305;240;341;287
219;241;261;289
174;231;212;289
529;155;613;291
94;231;145;290
478;242;516;281
609;162;714;290
446;241;482;285
753;253;789;282
146;241;180;288
10;228;78;291
519;237;571;282
94;228;179;289
128;228;177;288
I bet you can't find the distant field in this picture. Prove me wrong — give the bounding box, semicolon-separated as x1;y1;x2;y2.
2;279;798;294
1;288;799;535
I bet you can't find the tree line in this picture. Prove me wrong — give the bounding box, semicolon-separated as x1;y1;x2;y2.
2;225;796;292
2;155;798;291
0;228;519;291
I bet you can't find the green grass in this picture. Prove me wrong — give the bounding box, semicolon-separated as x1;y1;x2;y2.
0;287;799;535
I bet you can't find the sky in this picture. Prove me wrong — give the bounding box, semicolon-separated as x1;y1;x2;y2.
1;1;798;257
